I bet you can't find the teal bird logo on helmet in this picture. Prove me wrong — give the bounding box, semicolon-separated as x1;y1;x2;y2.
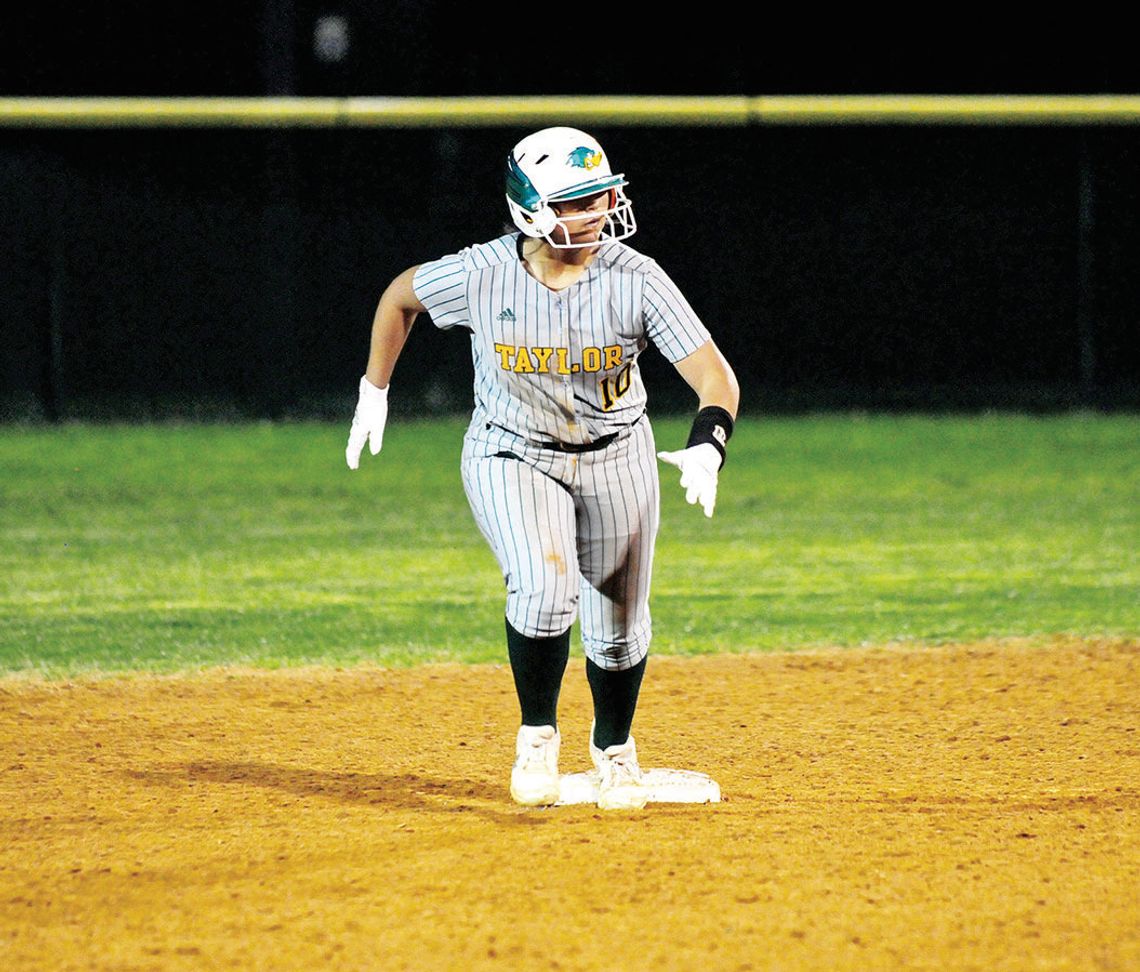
567;147;604;170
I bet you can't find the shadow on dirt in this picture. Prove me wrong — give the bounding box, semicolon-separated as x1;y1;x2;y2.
124;761;552;825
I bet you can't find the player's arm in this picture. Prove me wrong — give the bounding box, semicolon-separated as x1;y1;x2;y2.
365;265;427;388
657;339;740;518
672;339;739;419
346;265;427;469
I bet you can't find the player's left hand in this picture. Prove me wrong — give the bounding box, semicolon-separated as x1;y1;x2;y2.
656;443;721;518
345;375;389;469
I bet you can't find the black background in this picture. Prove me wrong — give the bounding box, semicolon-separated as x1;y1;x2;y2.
2;7;1137;418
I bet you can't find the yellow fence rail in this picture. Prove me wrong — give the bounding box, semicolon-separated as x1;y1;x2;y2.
2;95;1140;128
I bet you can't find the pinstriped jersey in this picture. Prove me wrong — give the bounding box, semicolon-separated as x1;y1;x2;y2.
412;232;711;445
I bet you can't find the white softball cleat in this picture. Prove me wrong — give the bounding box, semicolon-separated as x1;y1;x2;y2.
590;734;649;810
510;724;561;807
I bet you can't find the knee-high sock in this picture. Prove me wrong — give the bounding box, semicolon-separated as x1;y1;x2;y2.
586;656;647;750
506;618;570;728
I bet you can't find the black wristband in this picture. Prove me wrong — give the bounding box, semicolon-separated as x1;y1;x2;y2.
686;406;735;467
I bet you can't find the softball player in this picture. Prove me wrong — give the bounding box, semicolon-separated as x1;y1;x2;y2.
346;127;739;809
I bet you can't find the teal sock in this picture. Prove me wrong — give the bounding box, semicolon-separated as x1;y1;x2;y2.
586;656;646;750
505;618;570;728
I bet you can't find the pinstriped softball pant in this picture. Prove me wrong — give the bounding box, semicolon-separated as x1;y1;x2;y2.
460;417;660;671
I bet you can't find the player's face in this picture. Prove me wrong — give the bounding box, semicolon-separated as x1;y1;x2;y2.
550;190;613;246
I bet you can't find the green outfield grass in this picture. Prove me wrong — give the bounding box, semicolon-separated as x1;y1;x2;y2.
1;414;1136;676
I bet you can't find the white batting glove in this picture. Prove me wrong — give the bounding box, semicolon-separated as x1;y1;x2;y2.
657;443;722;518
345;376;389;470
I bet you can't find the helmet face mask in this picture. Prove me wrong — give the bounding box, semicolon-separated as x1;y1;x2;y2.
505;127;637;249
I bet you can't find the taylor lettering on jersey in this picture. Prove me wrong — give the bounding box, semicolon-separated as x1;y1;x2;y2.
493;343;633;411
493;343;624;375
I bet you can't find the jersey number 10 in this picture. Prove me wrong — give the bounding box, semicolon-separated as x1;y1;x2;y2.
599;363;633;411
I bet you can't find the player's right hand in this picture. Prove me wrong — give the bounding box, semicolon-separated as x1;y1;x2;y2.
345;375;389;469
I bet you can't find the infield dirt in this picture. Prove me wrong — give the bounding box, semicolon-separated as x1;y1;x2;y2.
2;637;1137;971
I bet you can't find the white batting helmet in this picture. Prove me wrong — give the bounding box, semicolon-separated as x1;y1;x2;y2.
505;127;637;249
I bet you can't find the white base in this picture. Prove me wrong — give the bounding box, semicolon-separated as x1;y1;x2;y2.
555;768;721;806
